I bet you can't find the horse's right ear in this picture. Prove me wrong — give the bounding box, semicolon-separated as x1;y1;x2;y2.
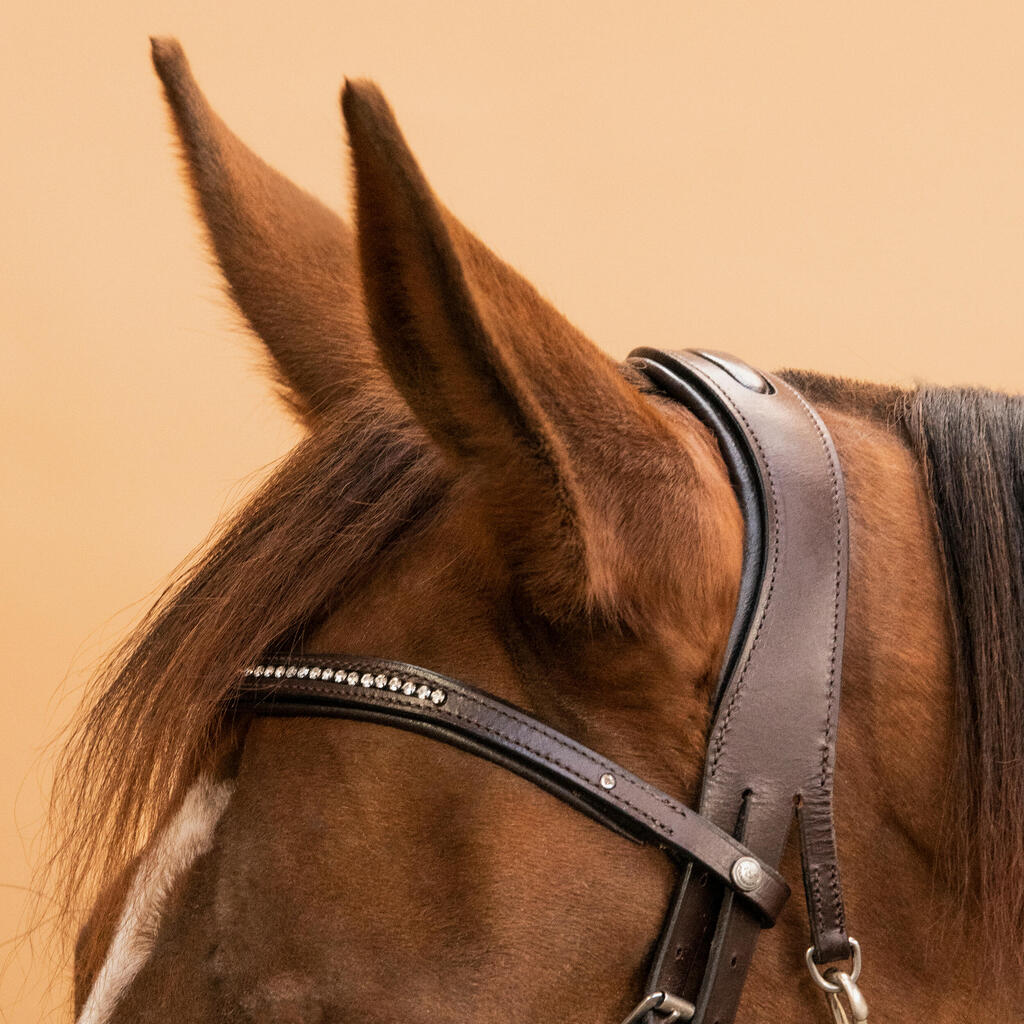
343;80;742;629
150;38;384;423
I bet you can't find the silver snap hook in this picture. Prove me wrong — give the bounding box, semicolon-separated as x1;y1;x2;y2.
619;990;695;1024
805;938;868;1023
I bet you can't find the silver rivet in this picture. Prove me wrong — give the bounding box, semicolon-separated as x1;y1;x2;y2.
309;667;322;679
402;680;416;695
361;673;374;688
322;669;335;681
296;666;309;678
599;773;616;790
253;666;264;677
285;666;297;678
430;689;446;705
388;676;402;691
374;674;387;689
274;666;285;678
416;685;431;699
347;672;360;685
731;856;764;892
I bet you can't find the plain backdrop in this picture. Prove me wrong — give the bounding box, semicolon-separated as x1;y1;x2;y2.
3;2;1024;1019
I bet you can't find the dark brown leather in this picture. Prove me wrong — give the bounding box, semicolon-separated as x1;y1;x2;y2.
632;349;851;1022
238;654;790;924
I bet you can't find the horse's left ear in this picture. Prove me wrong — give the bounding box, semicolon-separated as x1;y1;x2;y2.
343;80;741;627
151;38;388;424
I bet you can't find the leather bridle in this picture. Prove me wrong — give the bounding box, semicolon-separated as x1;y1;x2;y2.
237;349;868;1023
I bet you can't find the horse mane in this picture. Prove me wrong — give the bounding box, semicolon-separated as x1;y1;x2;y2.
904;385;1024;946
46;394;447;954
786;368;1024;954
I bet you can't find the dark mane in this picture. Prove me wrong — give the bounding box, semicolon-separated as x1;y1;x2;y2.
48;396;446;946
784;368;1024;948
904;385;1024;943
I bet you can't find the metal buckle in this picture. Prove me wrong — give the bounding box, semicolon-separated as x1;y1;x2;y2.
619;990;695;1024
805;938;868;1023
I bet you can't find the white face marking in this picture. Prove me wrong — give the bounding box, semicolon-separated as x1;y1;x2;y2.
76;775;235;1024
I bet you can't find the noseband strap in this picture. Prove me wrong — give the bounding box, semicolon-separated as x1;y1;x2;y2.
238;349;854;1024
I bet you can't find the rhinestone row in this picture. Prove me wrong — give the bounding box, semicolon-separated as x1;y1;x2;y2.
245;664;446;706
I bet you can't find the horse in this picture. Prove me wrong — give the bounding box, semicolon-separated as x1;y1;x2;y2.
54;36;1024;1023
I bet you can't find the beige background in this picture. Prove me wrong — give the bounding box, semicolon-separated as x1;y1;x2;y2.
3;2;1024;1019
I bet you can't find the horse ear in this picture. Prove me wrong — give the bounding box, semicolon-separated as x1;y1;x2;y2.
342;80;737;625
150;38;384;423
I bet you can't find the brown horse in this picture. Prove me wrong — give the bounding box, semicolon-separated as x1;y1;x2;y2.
54;37;1024;1022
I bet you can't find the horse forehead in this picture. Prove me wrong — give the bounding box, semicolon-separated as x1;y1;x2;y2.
203;716;675;1013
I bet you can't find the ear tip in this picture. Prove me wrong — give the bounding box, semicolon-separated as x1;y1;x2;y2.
341;78;395;137
150;36;199;110
150;36;209;139
150;36;186;77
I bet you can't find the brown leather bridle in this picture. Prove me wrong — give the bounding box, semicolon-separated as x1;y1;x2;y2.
238;349;868;1024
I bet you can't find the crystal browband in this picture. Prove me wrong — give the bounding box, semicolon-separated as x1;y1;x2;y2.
246;662;447;705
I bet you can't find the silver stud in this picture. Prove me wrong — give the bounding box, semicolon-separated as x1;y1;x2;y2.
309;667;322;679
326;669;339;681
361;673;374;688
374;674;387;689
730;856;764;892
430;689;446;705
599;772;616;791
252;666;263;677
274;666;285;678
401;680;416;695
297;666;309;678
416;685;430;700
388;677;402;691
347;672;359;685
285;665;297;678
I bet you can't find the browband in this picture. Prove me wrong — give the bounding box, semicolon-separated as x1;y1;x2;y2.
237;349;853;1024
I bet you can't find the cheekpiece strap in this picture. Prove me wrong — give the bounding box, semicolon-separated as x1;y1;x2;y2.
630;349;852;1023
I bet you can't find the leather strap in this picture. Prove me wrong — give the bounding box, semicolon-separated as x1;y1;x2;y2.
631;350;851;1022
238;655;789;924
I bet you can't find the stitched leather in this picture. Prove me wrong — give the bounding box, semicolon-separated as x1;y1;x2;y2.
631;350;851;1023
238;654;790;924
640;356;767;715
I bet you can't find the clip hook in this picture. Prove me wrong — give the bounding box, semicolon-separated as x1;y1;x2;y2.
805;938;868;1023
619;990;696;1024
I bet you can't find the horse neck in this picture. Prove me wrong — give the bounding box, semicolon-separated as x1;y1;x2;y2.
785;402;1017;1017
